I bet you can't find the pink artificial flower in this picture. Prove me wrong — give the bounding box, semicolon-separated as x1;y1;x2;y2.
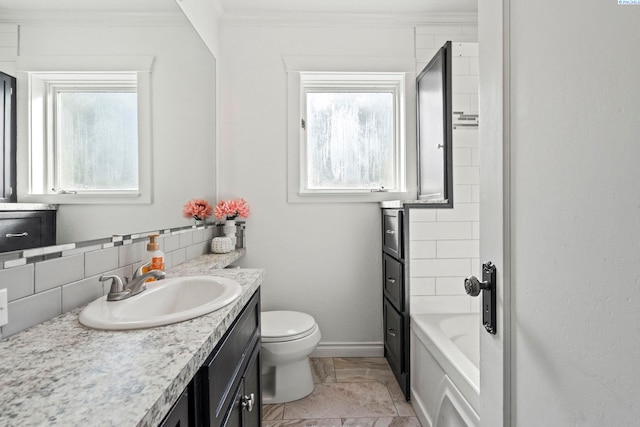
214;198;250;220
213;201;229;220
235;198;250;218
183;199;212;221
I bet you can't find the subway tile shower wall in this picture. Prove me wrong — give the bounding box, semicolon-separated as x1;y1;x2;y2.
411;28;479;315
0;224;243;338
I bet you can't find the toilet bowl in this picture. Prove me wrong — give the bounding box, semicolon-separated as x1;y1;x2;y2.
261;311;321;404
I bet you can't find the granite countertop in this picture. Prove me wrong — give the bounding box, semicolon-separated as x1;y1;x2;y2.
0;203;58;211
0;255;263;427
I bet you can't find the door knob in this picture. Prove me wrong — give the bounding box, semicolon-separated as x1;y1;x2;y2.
464;262;497;335
464;275;491;297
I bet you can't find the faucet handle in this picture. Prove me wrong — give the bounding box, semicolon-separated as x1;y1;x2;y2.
99;275;124;293
134;262;151;279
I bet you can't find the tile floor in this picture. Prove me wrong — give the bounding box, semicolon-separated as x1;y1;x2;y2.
262;357;420;427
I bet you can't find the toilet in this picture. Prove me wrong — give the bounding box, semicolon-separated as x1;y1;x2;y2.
260;311;321;404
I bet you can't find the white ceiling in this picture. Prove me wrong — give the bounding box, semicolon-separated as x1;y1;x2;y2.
218;0;477;15
0;0;477;17
0;0;179;13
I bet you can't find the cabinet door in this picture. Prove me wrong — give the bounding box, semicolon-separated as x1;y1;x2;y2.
241;345;261;426
202;294;259;427
1;72;16;203
221;344;261;427
159;388;190;427
224;385;242;427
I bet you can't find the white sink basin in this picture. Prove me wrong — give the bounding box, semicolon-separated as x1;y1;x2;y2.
79;275;242;330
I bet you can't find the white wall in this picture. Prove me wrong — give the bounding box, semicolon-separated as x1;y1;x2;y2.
218;24;415;350
4;22;217;243
218;22;477;351
507;1;640;424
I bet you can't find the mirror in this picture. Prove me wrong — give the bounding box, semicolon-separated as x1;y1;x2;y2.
416;41;453;207
0;1;218;247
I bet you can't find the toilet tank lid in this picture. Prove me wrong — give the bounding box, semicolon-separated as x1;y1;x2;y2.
261;311;316;339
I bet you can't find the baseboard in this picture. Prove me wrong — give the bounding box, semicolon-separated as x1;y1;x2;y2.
310;341;384;358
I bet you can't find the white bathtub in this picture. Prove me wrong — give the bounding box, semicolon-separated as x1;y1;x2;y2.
410;313;480;427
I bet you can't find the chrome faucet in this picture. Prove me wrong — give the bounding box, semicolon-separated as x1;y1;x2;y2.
99;266;165;301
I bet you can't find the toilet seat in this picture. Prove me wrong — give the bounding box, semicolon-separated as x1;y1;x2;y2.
262;311;317;343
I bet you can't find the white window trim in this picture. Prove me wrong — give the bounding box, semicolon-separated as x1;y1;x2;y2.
16;55;154;204
285;55;417;203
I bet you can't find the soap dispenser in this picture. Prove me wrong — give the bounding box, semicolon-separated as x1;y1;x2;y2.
143;234;165;275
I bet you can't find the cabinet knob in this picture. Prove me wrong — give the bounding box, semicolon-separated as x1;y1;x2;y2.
241;393;255;412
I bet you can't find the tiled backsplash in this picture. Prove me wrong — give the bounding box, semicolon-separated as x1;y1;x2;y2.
0;223;245;338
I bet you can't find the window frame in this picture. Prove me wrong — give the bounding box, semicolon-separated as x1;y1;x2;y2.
300;72;404;195
285;56;417;204
16;55;153;204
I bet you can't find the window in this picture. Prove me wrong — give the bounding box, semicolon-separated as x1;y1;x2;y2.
286;57;416;203
17;56;153;204
300;73;407;196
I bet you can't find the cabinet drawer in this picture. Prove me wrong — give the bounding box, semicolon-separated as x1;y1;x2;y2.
383;299;404;377
0;211;56;253
382;209;402;259
202;291;260;427
383;254;404;311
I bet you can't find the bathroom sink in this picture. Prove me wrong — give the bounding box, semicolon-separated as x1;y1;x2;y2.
79;275;243;330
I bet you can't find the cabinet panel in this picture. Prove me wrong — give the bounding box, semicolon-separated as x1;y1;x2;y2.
0;211;56;252
383;254;404;311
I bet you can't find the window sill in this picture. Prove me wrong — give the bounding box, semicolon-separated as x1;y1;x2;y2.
289;190;415;204
18;192;151;205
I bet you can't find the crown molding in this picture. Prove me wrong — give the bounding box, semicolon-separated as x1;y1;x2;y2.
220;11;478;27
0;10;190;26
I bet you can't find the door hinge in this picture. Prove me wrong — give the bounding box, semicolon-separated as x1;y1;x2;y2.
301;118;306;129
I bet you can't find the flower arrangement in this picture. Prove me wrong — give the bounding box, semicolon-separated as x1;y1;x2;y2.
214;198;250;221
183;199;212;222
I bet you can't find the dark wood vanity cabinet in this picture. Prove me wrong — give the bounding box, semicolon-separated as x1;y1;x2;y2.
158;289;262;427
381;208;409;400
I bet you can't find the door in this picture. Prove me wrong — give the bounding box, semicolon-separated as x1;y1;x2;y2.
478;0;510;426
